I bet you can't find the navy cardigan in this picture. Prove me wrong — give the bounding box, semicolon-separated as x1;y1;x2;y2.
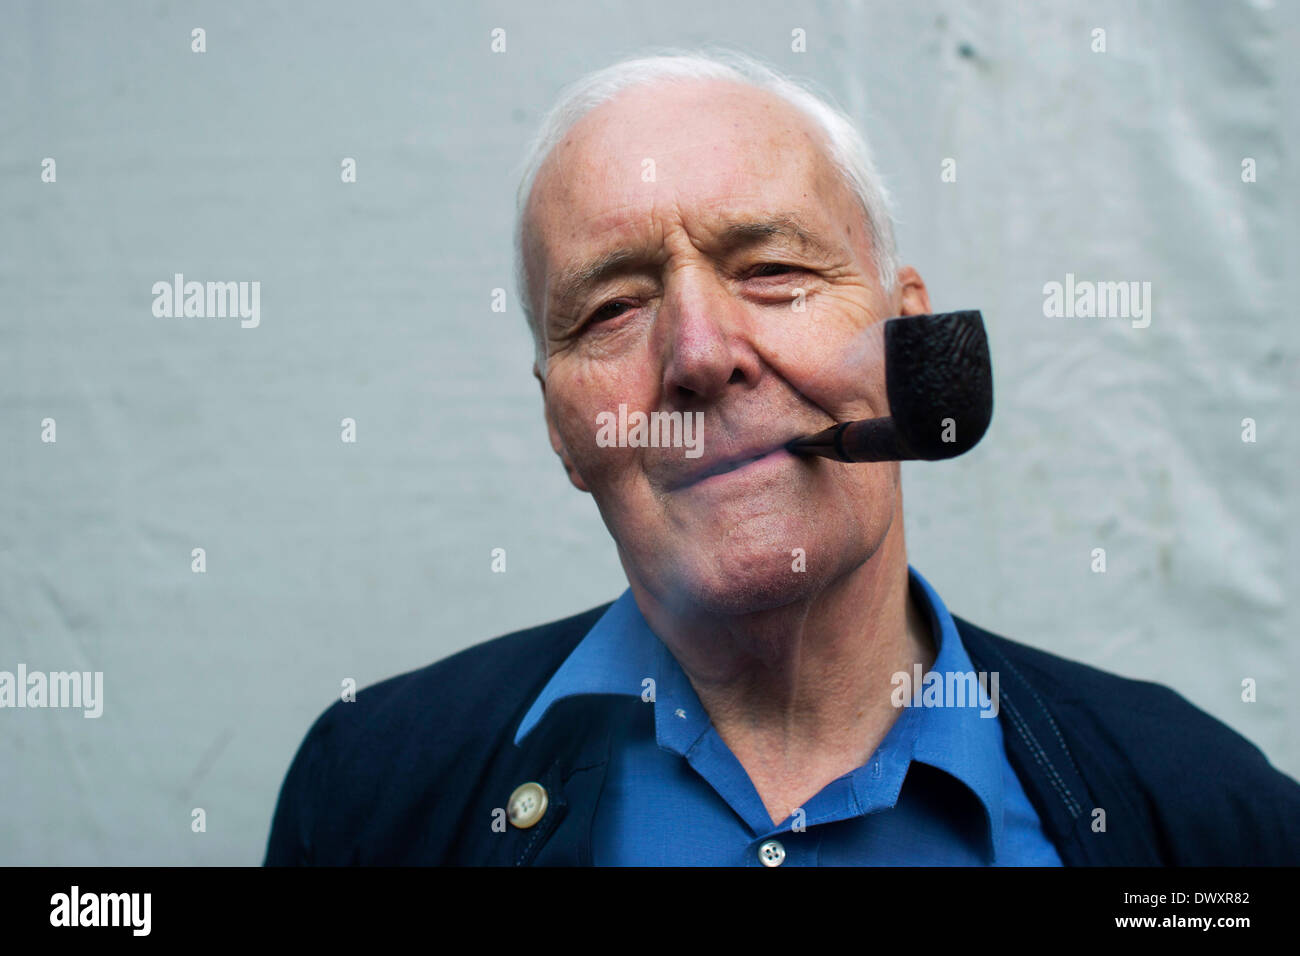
265;604;1300;865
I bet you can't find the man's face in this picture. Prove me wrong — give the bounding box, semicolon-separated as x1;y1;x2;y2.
524;80;925;615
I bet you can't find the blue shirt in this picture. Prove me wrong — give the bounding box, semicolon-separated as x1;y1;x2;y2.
515;567;1064;866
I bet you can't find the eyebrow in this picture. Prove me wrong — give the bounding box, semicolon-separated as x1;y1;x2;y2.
546;212;838;318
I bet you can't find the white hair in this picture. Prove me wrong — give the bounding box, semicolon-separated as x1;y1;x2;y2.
513;47;900;371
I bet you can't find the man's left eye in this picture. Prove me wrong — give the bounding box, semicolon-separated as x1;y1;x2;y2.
748;263;801;278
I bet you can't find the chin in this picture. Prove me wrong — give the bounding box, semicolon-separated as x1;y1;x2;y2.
655;547;838;618
613;492;898;618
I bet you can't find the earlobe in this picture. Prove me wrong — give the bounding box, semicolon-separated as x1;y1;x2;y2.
895;266;933;317
537;372;591;494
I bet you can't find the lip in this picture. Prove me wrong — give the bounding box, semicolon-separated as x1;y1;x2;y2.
667;441;800;492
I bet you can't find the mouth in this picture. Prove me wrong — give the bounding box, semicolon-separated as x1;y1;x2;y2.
667;441;801;492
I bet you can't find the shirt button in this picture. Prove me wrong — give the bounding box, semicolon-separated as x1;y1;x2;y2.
758;839;786;867
506;782;548;829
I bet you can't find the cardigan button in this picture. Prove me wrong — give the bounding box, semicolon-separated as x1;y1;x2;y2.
507;782;549;829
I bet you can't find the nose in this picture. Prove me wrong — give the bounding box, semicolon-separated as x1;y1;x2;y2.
658;265;762;405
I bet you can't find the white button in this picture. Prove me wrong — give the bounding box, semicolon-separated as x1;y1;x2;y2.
507;782;548;829
674;708;686;719
758;839;786;867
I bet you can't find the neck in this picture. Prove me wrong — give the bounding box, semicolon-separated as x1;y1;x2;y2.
627;505;934;826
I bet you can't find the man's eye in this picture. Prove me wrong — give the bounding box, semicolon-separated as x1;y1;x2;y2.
589;300;632;324
749;263;801;278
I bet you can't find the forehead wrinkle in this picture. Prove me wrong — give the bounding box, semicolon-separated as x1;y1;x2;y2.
552;208;840;302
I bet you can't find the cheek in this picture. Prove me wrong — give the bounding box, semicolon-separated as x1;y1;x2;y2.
757;286;892;422
547;364;648;486
814;460;901;548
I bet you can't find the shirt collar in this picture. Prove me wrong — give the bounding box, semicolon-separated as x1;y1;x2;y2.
513;589;656;746
512;566;1006;858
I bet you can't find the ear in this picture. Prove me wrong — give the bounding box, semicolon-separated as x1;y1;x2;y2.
894;265;932;317
535;364;591;494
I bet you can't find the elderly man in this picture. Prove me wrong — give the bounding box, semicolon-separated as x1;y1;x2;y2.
266;51;1300;866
